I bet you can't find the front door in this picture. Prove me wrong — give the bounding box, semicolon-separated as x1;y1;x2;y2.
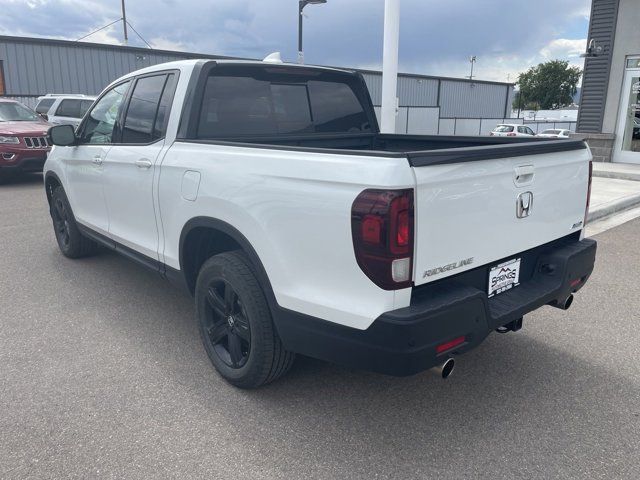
64;81;131;234
614;66;640;164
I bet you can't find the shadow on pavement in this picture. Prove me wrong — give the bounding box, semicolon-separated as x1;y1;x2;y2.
0;172;44;186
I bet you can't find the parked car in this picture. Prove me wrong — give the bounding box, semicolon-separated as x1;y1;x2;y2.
0;99;52;178
44;59;596;388
35;94;96;128
537;129;571;139
490;124;536;137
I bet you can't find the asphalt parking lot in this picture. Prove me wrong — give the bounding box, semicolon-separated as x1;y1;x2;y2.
1;174;639;479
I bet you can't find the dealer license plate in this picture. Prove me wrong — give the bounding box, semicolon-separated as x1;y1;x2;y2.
488;258;521;297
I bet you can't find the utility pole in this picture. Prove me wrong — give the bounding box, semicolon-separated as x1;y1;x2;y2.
468;56;476;80
121;0;128;45
380;0;400;133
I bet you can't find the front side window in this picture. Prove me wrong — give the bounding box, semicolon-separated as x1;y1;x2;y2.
197;70;371;138
79;100;94;117
0;102;39;122
35;98;55;114
121;74;167;144
79;81;130;144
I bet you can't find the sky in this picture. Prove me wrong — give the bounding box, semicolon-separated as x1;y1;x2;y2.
0;0;591;83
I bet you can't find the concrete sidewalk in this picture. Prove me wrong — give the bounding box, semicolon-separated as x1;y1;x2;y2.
592;161;640;182
588;162;640;223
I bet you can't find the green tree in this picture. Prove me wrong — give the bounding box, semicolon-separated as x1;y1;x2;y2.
512;60;582;110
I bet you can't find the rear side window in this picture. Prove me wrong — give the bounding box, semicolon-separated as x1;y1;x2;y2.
55;99;84;118
153;73;177;140
197;71;371;138
121;74;175;144
494;125;514;132
35;98;55;114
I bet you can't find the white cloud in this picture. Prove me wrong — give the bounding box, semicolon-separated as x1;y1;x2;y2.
540;39;587;60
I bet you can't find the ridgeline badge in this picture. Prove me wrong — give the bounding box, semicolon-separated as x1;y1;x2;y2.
423;257;474;278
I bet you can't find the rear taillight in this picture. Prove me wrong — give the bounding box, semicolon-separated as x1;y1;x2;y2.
351;189;414;290
584;160;593;225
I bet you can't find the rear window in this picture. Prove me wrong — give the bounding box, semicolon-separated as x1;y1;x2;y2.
494;125;514;132
35;98;55;114
197;69;372;138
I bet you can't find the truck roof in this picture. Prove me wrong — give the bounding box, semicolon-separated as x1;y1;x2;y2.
113;58;357;83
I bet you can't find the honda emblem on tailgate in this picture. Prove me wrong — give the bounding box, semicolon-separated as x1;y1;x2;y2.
516;191;533;218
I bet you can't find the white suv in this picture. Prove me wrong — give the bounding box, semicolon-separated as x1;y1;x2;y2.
35;95;96;128
490;124;536;137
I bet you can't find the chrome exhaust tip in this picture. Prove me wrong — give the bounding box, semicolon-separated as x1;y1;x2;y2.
550;294;574;310
431;357;455;379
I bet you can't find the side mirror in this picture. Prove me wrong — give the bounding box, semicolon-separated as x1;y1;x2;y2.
48;125;76;146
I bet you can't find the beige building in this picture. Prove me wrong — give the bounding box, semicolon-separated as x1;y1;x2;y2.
577;0;640;164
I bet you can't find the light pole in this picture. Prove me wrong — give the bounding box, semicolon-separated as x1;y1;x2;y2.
298;0;327;64
380;0;400;133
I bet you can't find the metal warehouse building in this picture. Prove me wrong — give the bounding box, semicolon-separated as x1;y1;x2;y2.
0;35;514;135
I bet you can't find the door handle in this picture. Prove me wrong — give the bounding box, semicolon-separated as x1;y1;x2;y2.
514;165;535;186
92;155;103;165
135;158;153;169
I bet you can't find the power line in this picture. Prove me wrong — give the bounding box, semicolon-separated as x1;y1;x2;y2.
125;20;152;49
75;19;122;42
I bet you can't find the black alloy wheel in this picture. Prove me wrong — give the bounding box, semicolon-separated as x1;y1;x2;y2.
203;279;251;369
51;196;71;249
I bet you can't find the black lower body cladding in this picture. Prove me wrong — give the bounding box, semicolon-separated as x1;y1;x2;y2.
272;235;597;376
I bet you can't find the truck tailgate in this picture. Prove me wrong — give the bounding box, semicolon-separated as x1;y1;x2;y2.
411;143;591;286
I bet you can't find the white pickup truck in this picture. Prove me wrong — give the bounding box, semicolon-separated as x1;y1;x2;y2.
44;59;597;388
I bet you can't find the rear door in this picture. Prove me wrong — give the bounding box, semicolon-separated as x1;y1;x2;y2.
101;72;178;260
411;145;591;287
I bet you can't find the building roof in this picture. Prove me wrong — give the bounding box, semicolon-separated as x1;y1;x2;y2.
0;34;513;87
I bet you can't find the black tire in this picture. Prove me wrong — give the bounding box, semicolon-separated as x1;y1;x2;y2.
50;186;100;258
195;251;295;388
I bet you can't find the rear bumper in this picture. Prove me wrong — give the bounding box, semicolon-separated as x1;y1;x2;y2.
273;236;597;376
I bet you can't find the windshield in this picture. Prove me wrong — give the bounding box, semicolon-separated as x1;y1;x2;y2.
494;125;514;132
0;102;40;122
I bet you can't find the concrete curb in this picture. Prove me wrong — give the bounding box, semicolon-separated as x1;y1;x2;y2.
592;170;640;182
587;192;640;224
